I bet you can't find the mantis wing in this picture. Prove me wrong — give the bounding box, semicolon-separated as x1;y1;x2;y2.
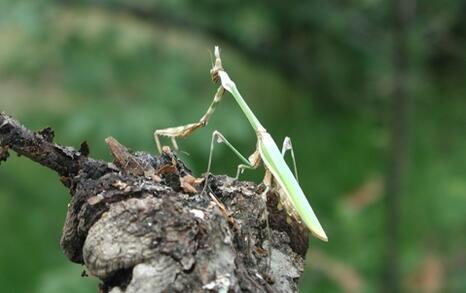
258;132;328;241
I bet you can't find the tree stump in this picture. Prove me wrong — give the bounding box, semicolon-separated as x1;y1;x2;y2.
0;112;309;292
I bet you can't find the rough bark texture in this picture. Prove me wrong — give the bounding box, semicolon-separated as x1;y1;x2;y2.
0;112;309;293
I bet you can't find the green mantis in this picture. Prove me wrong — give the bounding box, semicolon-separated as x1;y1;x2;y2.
154;46;327;242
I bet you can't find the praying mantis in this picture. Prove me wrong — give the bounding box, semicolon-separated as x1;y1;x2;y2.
154;46;327;242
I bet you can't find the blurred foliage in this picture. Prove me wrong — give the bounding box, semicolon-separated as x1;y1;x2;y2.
0;0;465;292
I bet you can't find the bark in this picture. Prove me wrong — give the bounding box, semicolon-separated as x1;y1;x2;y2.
0;112;309;293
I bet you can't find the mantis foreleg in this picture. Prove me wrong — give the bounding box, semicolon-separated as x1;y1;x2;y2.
281;137;299;182
154;86;225;153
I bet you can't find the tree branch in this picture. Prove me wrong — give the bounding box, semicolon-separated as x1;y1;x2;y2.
0;113;309;293
0;112;110;184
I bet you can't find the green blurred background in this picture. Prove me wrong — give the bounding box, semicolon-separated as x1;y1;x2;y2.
0;0;465;292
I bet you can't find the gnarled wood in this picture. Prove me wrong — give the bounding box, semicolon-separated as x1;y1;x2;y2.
0;112;309;292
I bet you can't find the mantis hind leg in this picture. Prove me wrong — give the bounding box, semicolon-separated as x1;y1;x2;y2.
281;136;299;182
